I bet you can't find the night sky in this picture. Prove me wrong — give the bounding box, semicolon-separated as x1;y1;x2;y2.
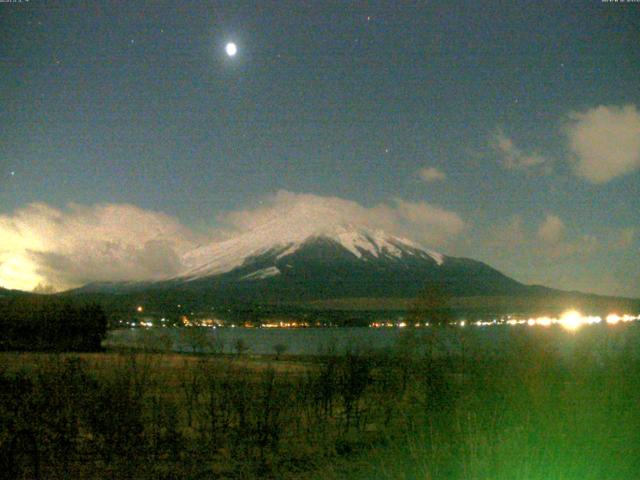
1;1;639;296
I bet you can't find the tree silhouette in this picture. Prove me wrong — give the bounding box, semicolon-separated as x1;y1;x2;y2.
408;283;454;327
0;297;107;352
273;343;288;360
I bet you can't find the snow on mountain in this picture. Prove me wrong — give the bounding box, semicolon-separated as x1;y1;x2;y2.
179;223;444;280
241;266;281;281
70;219;534;301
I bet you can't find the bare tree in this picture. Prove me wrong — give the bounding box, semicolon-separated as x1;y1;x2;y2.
233;338;249;357
273;343;288;360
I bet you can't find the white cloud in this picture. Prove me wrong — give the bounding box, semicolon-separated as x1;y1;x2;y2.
219;190;465;248
465;210;638;296
0;203;200;291
531;214;601;260
491;128;547;170
0;193;466;291
537;214;565;244
481;213;602;262
565;104;640;183
418;167;446;182
390;198;465;242
534;214;600;259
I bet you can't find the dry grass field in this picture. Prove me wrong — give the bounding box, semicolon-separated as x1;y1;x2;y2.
2;324;640;479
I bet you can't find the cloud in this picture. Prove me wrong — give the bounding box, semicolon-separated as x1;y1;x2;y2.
0;193;466;291
537;214;565;244
481;213;601;262
219;190;465;248
617;228;635;249
535;214;601;259
418;167;446;182
491;128;547;170
534;214;600;259
473;213;621;296
0;203;199;291
565;104;640;183
390;198;465;242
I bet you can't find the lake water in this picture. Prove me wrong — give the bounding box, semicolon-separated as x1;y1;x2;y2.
104;323;640;359
106;327;417;355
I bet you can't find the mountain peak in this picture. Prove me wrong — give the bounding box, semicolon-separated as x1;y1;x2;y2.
179;223;444;280
303;227;444;265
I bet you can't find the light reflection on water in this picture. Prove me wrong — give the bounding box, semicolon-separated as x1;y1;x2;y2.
105;318;640;358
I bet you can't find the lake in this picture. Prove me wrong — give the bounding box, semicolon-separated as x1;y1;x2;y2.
104;323;640;359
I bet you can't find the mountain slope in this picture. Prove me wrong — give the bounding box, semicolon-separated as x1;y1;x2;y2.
180;224;443;280
0;286;32;299
74;226;528;302
67;225;640;318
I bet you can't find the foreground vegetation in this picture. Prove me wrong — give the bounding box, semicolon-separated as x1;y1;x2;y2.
2;325;640;479
0;297;106;352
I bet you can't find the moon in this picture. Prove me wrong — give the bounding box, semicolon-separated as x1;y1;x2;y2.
225;42;237;57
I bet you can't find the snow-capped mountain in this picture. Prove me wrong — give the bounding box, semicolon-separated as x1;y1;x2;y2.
74;224;527;303
180;224;444;281
65;222;640;318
